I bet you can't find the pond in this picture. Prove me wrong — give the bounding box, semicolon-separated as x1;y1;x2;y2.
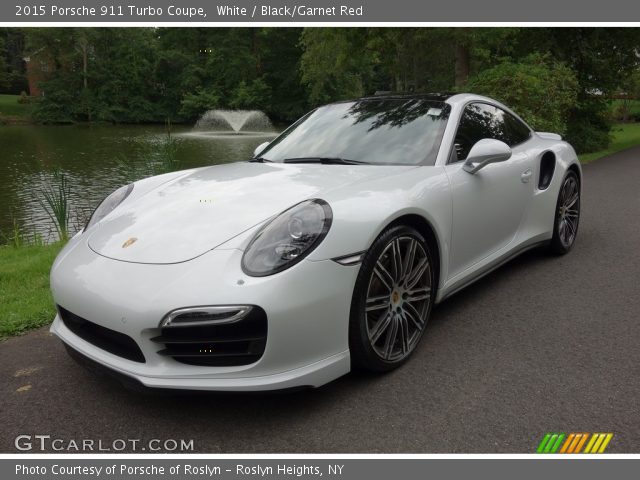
0;125;278;243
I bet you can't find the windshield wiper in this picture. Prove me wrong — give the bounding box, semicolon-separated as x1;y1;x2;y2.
282;157;370;165
248;157;273;163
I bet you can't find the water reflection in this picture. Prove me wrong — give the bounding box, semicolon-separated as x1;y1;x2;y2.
0;125;278;243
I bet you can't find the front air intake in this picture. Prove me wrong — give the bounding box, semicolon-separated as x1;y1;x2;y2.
57;306;146;363
151;306;268;366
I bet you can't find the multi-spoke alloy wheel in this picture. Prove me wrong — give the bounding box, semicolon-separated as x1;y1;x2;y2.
349;225;435;371
550;171;580;254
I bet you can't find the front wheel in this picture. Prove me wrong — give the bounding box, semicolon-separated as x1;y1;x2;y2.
549;170;581;255
349;225;435;372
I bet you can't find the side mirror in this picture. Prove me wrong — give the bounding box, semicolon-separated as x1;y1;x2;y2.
462;139;512;174
253;141;270;158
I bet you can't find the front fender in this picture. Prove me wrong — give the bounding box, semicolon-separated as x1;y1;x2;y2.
306;166;453;284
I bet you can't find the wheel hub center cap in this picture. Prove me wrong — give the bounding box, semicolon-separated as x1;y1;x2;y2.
391;290;400;305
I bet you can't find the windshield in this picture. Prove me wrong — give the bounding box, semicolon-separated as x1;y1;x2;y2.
259;98;451;166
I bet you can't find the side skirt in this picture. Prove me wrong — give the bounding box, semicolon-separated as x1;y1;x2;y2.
436;240;549;303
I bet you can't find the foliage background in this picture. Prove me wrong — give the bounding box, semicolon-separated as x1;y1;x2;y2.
1;27;640;153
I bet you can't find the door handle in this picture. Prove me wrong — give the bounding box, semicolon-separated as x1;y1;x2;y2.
521;169;533;183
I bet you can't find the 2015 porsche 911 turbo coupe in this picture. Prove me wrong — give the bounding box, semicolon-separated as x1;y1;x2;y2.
50;93;581;391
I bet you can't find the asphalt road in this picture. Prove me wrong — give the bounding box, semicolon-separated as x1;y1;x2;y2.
2;148;640;453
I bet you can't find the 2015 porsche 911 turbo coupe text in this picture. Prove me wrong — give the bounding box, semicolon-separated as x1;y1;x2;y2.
50;93;581;391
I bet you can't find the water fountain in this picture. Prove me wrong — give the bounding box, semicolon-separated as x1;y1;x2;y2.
193;109;275;136
177;109;278;160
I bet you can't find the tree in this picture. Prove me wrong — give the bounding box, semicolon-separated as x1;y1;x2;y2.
300;28;374;105
25;28;163;123
156;28;304;122
258;28;307;121
88;28;161;122
12;25;638;153
515;28;640;152
299;28;522;105
466;54;579;135
0;34;8;91
427;28;521;87
365;29;453;93
24;28;82;122
616;70;640;122
0;28;27;93
75;29;92;121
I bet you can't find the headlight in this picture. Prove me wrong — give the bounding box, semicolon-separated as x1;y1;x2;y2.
242;199;332;276
85;184;134;230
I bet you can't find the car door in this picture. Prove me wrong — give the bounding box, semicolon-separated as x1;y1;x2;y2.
444;102;536;279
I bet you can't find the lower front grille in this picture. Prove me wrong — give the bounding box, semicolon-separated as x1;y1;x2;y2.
151;306;268;366
57;306;146;363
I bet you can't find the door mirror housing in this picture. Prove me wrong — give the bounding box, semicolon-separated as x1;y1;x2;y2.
253;141;270;158
462;138;512;174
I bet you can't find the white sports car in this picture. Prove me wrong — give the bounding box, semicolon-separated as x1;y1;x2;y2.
50;93;581;391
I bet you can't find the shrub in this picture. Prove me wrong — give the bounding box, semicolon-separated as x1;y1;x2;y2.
17;91;30;104
565;97;612;153
229;78;272;111
179;87;220;120
30;78;76;124
465;54;579;136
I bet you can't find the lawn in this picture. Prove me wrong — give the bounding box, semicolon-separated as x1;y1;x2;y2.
0;94;32;119
610;98;640;119
580;123;640;164
0;243;63;339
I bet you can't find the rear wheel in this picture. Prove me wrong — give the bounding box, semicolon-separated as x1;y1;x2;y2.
549;170;580;254
349;225;435;372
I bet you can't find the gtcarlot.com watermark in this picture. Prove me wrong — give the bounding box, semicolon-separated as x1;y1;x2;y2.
15;435;194;452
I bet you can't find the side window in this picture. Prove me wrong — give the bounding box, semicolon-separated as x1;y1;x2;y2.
452;103;531;162
501;110;532;146
452;103;499;161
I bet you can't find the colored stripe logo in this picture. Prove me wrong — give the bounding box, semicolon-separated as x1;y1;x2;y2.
537;433;613;453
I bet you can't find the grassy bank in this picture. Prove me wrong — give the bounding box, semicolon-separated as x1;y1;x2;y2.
580;123;640;164
0;94;33;124
0;243;63;339
611;98;640;119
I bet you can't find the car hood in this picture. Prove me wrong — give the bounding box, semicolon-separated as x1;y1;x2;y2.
88;162;402;264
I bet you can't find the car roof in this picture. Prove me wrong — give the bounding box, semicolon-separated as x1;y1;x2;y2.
324;93;455;107
367;92;512;104
330;92;503;107
357;92;455;102
321;93;531;129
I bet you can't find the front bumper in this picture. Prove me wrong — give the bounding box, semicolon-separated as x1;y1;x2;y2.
50;236;357;391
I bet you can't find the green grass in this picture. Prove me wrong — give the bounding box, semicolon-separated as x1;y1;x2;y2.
0;243;64;339
580;123;640;164
0;94;32;119
610;98;640;118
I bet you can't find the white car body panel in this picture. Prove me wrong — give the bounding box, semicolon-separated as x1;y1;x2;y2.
88;162;401;264
50;93;581;390
51;233;356;390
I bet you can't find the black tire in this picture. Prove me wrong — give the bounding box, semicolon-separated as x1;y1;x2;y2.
549;170;581;255
349;225;435;372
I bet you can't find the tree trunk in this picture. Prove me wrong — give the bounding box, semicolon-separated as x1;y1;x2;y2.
454;43;470;88
80;40;91;123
